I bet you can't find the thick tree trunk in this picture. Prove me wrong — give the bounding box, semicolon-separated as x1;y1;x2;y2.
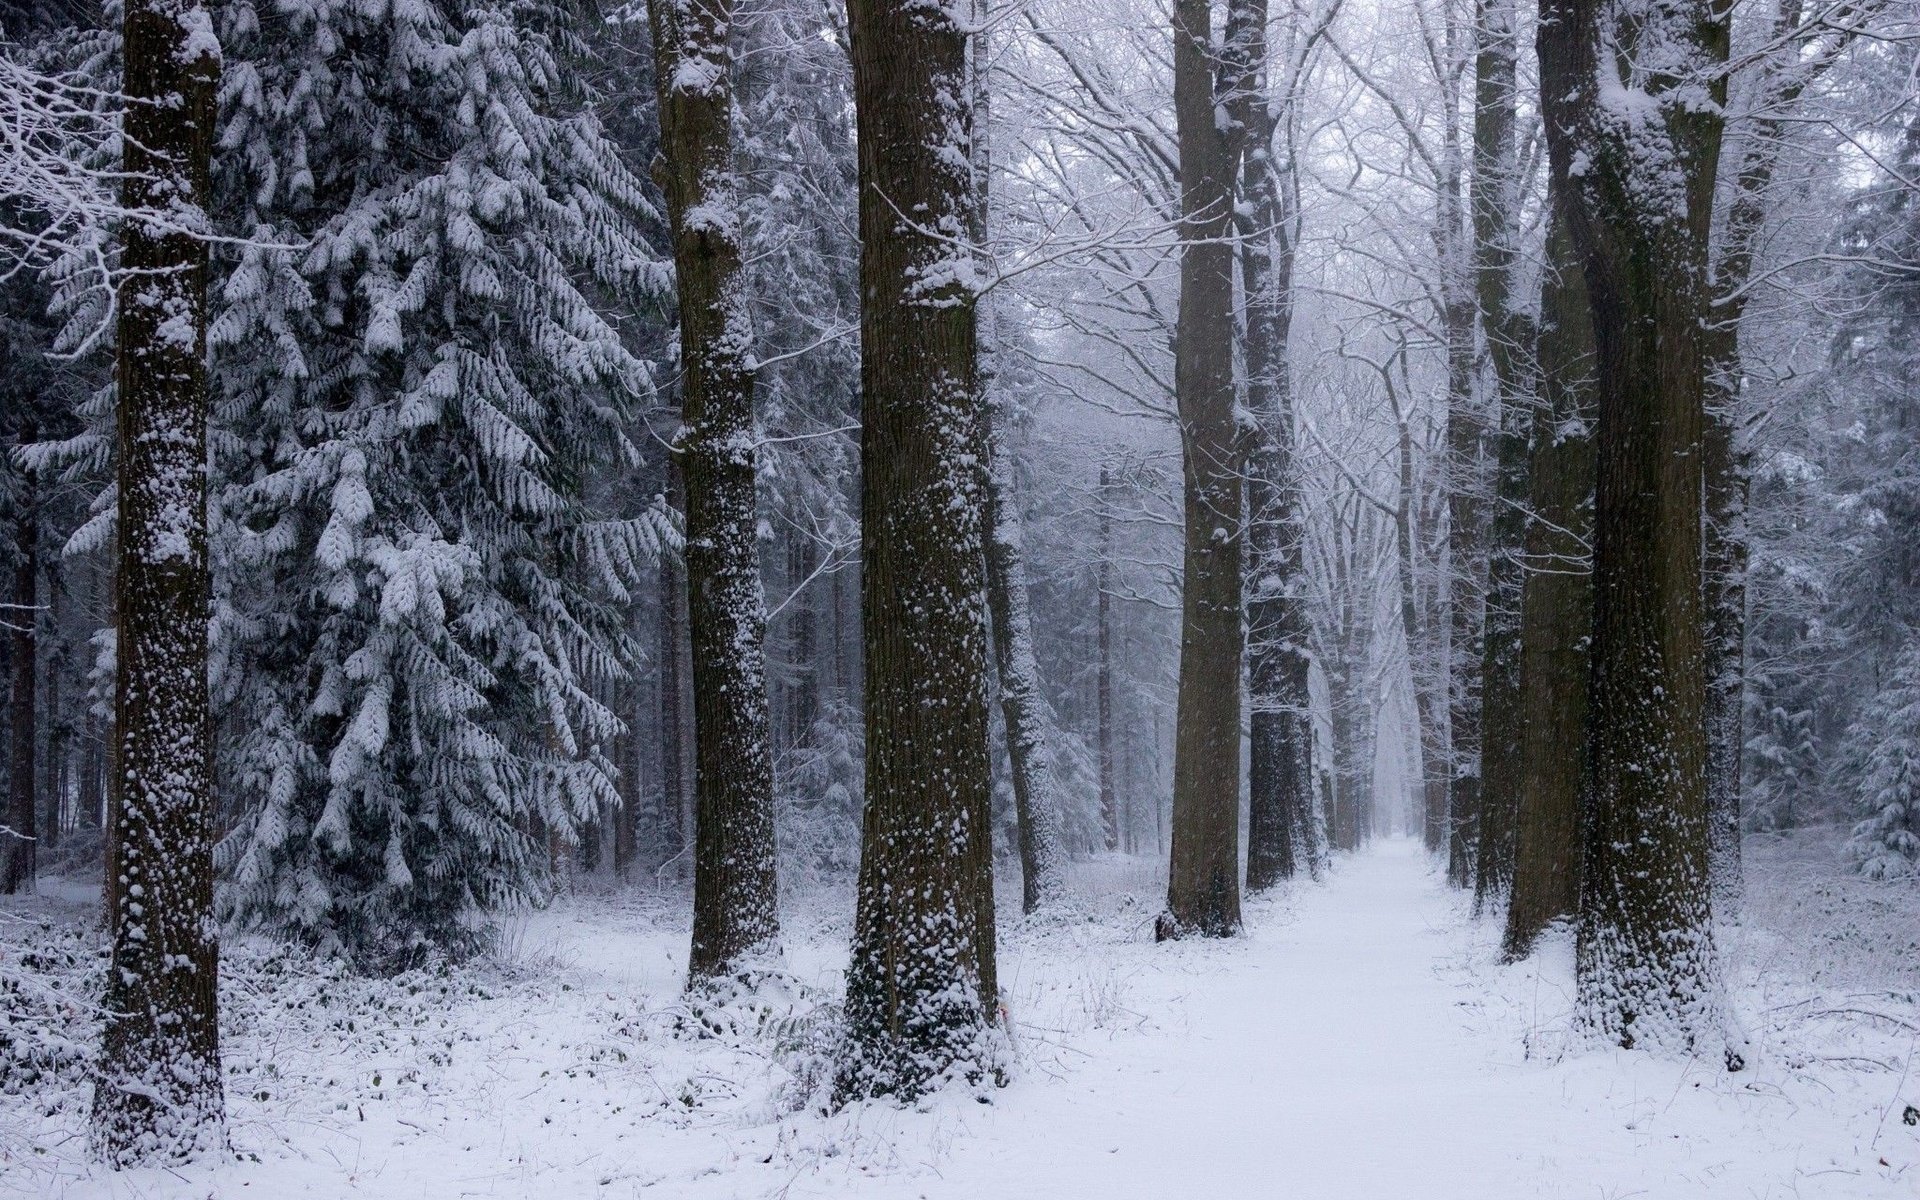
836;0;999;1101
1468;0;1531;907
2;502;35;894
1501;208;1595;960
92;0;225;1162
1162;0;1248;939
1238;7;1315;893
1540;0;1734;1055
649;0;782;986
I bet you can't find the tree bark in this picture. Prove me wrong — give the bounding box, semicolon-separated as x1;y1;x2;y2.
1392;410;1448;854
1439;0;1483;889
836;0;999;1101
1238;0;1315;893
92;0;225;1161
2;495;35;894
982;407;1070;913
1501;205;1594;960
1540;0;1735;1055
649;0;782;986
1468;0;1532;908
1162;0;1249;939
658;463;691;873
1700;0;1817;920
1097;462;1118;853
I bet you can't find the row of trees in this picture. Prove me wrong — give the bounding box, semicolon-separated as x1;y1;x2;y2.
3;0;1918;1164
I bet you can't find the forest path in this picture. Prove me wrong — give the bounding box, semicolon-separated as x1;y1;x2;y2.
832;836;1797;1200
929;837;1573;1199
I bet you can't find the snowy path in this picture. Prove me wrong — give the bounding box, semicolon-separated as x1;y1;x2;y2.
795;837;1904;1200
18;836;1911;1199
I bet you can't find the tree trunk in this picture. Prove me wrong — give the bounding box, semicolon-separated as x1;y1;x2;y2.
1468;0;1531;907
836;0;999;1101
1540;0;1734;1055
972;24;1066;915
1700;0;1813;920
1501;205;1594;960
649;0;781;985
1439;0;1482;889
1238;8;1314;893
1162;0;1248;939
2;499;35;894
982;407;1070;914
92;0;225;1161
1097;463;1118;853
1394;414;1448;854
658;463;691;873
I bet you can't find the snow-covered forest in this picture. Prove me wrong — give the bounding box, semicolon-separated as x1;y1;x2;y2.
1;0;1918;1190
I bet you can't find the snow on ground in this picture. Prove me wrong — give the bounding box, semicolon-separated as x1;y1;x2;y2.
3;831;1916;1199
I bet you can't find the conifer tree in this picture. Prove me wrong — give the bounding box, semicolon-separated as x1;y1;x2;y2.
208;0;666;962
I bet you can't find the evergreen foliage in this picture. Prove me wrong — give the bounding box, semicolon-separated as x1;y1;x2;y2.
205;0;671;963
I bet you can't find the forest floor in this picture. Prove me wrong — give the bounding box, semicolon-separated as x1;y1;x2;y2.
4;829;1918;1199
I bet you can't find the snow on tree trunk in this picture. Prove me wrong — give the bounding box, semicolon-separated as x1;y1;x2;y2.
647;0;782;986
1540;0;1737;1057
1437;0;1483;889
1097;462;1119;854
835;0;1001;1102
92;0;225;1162
1162;0;1251;940
1501;205;1594;961
1468;0;1532;909
971;13;1067;916
1238;0;1316;893
982;404;1070;915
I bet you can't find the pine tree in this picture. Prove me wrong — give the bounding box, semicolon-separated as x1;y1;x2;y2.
1847;641;1920;879
207;0;667;963
91;0;225;1161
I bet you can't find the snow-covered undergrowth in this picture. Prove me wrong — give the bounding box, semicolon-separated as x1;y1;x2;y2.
3;834;1916;1198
